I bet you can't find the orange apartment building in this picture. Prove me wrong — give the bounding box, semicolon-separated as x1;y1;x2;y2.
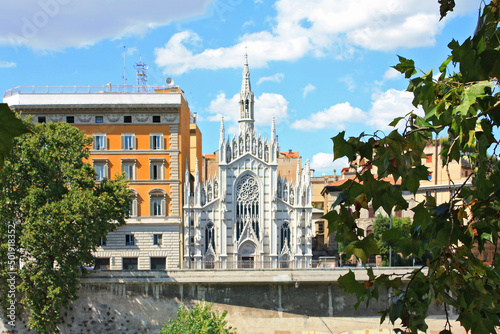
4;85;202;270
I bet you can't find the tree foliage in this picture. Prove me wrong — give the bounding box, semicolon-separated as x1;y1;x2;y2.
0;104;29;169
327;1;500;333
372;214;413;266
0;121;131;333
159;302;237;334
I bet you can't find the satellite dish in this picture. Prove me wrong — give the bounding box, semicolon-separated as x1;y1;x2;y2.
166;77;174;86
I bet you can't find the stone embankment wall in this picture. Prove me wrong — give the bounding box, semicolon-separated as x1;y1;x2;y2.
1;268;455;334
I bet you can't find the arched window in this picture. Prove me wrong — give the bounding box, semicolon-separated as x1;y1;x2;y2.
277;180;282;199
245;134;250;152
236;174;260;241
201;189;206;206
226;144;231;163
280;222;291;253
205;222;215;252
207;184;212;203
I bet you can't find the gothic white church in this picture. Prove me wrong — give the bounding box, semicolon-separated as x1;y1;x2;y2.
183;56;313;269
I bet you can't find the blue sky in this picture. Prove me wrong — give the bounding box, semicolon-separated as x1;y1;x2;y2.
0;0;480;175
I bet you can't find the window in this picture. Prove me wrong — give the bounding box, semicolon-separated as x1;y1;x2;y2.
122;257;137;270
153;234;163;246
121;160;136;180
151;198;162;216
152;115;161;123
150;133;164;150
93;160;108;181
151;257;166;270
37;116;46;123
124;115;132;123
94;258;109;270
121;134;136;150
66;116;74;123
205;223;215;252
129;190;138;217
95;115;103;123
280;222;291;253
150;160;165;180
100;238;106;246
93;134;107;150
125;234;135;246
150;190;166;217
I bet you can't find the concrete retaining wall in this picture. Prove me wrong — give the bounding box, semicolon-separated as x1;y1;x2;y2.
1;269;459;334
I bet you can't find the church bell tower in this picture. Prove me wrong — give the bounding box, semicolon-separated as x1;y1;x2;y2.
238;53;255;134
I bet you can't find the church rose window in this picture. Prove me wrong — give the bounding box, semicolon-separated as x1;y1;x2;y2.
236;174;260;241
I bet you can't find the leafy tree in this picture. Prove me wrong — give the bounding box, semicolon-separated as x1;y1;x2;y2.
159;302;237;334
0;122;131;333
371;214;414;266
0;104;29;169
326;1;500;333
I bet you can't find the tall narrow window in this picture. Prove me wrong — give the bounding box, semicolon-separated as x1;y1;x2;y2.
121;160;136;180
150;133;164;150
150;190;167;217
121;134;136;150
93;134;107;150
129;190;138;217
150;159;165;180
93;159;108;181
280;222;291;253
205;223;215;252
236;174;260;241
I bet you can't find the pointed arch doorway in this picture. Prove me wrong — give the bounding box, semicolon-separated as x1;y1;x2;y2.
238;241;257;269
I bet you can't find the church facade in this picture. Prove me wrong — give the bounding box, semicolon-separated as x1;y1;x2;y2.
183;56;313;269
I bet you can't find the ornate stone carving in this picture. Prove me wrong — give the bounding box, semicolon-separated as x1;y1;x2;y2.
49;114;63;122
135;114;149;122
106;114;120;122
164;114;178;123
77;114;91;123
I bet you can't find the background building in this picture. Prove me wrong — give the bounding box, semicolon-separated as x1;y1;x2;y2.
4;84;201;270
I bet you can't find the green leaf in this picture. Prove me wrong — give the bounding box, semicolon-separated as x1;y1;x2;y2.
393;55;417;79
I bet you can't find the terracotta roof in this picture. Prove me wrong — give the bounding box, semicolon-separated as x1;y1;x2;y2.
325;174;401;189
204;154;215;160
280;151;299;158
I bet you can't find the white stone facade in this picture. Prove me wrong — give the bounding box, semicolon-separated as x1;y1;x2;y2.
183;57;313;269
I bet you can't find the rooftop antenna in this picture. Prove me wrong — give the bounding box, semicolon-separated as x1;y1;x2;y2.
122;46;127;90
135;56;148;92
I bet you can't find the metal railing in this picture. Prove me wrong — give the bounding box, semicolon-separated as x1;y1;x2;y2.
4;85;177;97
182;259;342;270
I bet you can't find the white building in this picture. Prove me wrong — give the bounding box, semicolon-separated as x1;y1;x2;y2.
183;56;313;269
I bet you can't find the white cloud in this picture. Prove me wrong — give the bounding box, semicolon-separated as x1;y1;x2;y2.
0;0;212;50
291;102;365;130
302;83;315;98
311;153;348;174
383;67;401;80
367;88;422;131
206;91;289;128
154;0;464;74
339;75;355;92
257;73;284;85
0;60;16;68
292;87;422;132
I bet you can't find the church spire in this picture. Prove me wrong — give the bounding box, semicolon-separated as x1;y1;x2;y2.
238;52;255;134
220;116;225;144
